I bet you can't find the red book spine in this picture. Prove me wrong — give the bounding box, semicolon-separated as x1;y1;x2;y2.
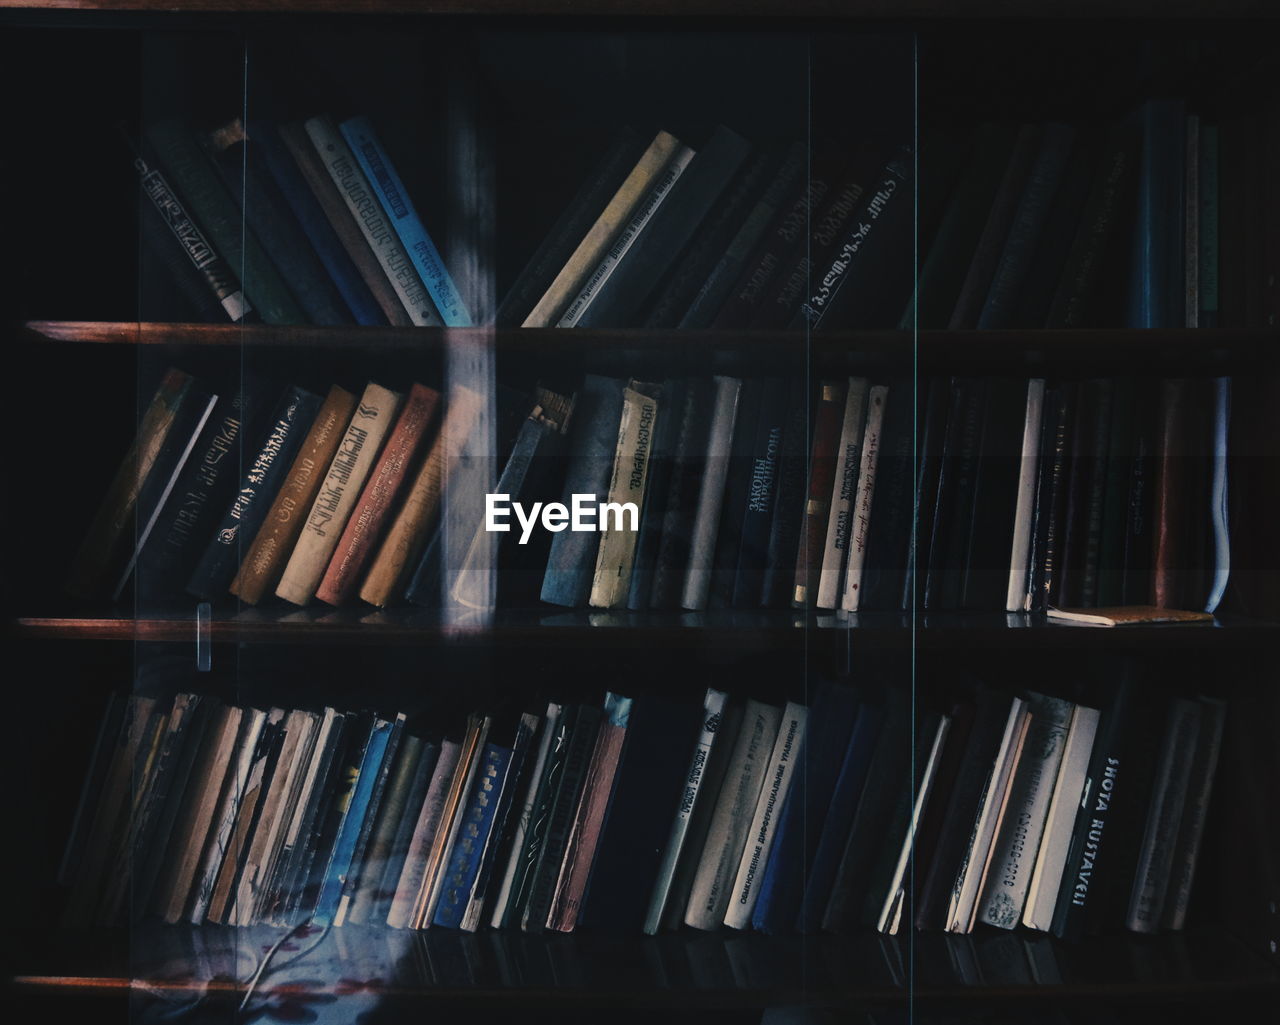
792;380;848;607
1150;378;1190;609
315;383;441;605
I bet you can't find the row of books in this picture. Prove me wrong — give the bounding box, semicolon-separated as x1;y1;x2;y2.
62;677;1224;939
141;96;1270;332
71;365;1230;615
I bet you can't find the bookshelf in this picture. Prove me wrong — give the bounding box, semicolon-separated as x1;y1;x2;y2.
3;2;1278;1025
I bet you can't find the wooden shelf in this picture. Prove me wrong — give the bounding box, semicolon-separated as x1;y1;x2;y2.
11;610;1279;651
4;1;1277;20
10;925;1278;1007
17;321;1280;371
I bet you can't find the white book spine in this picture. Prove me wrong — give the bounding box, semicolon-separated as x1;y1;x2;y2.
724;701;808;930
644;689;730;935
681;376;742;610
1022;704;1100;931
487;704;562;930
387;739;462;929
276;383;400;605
815;378;869;609
556;145;695;327
188;709;267;924
590;382;662;608
1007;378;1046;612
684;700;782;930
947;698;1030;933
303;115;441;326
840;384;890;611
979;694;1075;929
878;715;951;934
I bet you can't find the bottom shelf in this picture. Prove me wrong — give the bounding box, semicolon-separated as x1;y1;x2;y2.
12;926;1279;1009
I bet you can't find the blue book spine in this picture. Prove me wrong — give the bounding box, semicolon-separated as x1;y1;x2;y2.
432;743;513;929
1127;99;1186;328
340;115;472;326
251;121;387;327
186;385;322;598
540;376;626;607
312;717;395;926
796;701;885;933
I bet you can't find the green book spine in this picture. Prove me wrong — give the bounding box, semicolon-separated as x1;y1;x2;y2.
146;120;306;325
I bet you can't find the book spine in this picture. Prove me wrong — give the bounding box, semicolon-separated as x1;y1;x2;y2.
1033;383;1073;611
1150;379;1190;609
335;715;406;927
204;120;351;325
316;384;441;606
760;379;809;607
684;700;781;930
361;385;484;608
341;115;471;326
433;743;514;929
1161;697;1226;929
549;696;632;932
977;124;1075;329
1005;383;1046;611
346;733;423;926
276;384;401;605
680;142;806;329
1185;114;1200;327
230;387;357;604
145;120;304;325
815;379;869;610
644;689;730;934
1198;125;1220;327
1126;698;1201;932
131;151;251;322
387;740;461;929
186;386;323;599
303;116;442;327
252;120;385;326
524;131;682;327
537;375;626;606
1078;379;1115;607
627;379;687;610
497;127;644;326
1127;100;1186;329
680;376;742;610
792;380;848;607
731;381;789;608
590;382;662;608
649;380;713;608
724;702;808;929
278;120;410;326
840;384;890;611
557;145;695;327
708;380;762;609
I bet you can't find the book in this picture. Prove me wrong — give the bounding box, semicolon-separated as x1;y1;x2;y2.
524;131;683;326
730;379;789;608
903;377;949;613
1006;379;1047;611
274;383;400;605
540;375;625;608
251;119;386;326
557;143;696;327
188;385;323;599
316;383;441;606
644;688;730;935
1205;376;1231;613
145;119;304;325
1046;605;1215;626
815;378;869;610
1198;124;1221;327
1150;379;1193;609
548;694;632;931
761;379;810;607
231;386;359;605
684;700;781;931
1022;702;1101;931
303;115;442;326
205;117;351;325
792;380;847;607
387;738;461;929
1162;696;1226;930
923;378;985;611
627;378;687;610
708;379;763;609
590;381;662;608
649;378;714;608
277;119;410;326
857;375;915;611
1127;99;1187;329
680;375;742;610
369;739;438;926
497;127;646;326
341;115;471;326
840;383;890;611
360;385;485;607
574;125;752;328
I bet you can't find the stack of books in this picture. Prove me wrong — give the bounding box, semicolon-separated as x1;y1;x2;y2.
61;678;1225;938
70;368;1231;615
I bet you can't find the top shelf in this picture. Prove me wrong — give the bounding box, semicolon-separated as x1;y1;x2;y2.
5;0;1280;17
